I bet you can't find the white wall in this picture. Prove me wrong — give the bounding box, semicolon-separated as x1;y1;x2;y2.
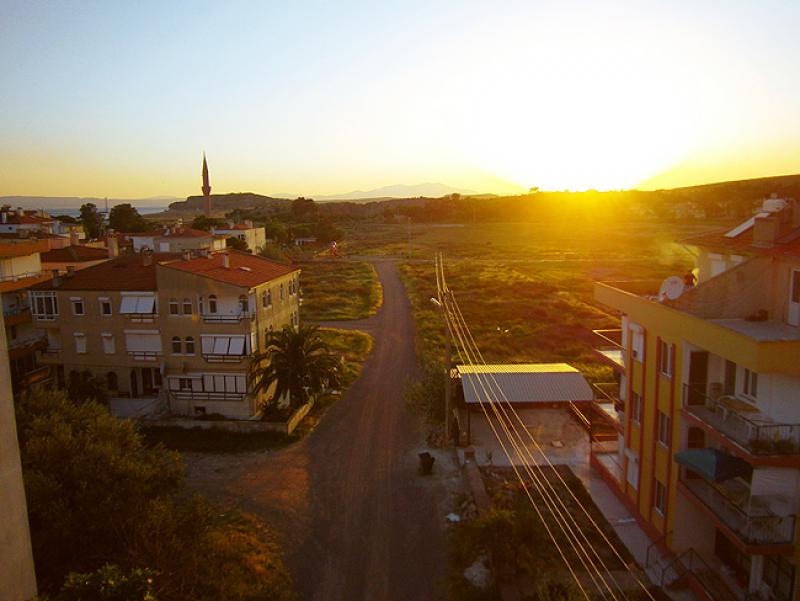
0;254;41;279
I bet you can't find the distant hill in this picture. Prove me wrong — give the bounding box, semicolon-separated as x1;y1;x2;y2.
171;192;291;214
313;183;477;202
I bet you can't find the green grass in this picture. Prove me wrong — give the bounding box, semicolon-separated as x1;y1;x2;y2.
300;260;383;320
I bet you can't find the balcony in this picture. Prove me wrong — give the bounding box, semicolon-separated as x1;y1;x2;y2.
592;381;624;431
3;304;32;327
678;474;796;547
15;365;51;388
8;334;47;359
127;350;162;361
683;384;800;456
171;390;247;402
591;328;624;371
201;311;253;324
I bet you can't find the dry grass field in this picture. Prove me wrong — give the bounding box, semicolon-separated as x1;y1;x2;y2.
299;260;383;321
345;220;733;383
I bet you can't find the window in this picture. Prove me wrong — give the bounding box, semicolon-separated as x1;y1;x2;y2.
107;372;118;390
74;333;87;354
280;284;284;301
744;368;758;399
101;333;115;354
267;289;272;306
657;411;671;446
172;336;182;354
261;290;268;308
659;340;672;376
198;296;204;314
626;452;639;489
185;337;195;355
238;295;249;314
208;295;217;314
169;298;179;315
631;328;645;361
182;298;192;315
724;360;737;396
100;297;112;316
654;480;666;515
71;297;85;316
32;292;58;319
792;270;800;303
631;392;642;423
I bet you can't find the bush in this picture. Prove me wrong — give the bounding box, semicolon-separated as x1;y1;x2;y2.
54;565;158;601
405;359;446;423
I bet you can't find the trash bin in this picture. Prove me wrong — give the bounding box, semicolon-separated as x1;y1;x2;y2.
418;452;435;475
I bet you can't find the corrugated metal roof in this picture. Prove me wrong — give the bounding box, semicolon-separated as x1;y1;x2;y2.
457;363;592;404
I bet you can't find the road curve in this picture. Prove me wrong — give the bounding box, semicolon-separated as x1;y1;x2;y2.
187;260;451;601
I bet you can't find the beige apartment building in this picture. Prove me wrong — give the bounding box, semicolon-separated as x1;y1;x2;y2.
32;250;300;419
211;221;267;252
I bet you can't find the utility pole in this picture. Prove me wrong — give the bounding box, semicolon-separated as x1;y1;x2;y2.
443;297;451;443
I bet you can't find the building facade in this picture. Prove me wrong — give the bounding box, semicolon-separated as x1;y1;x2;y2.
32;250;300;419
592;197;800;601
211;221;266;252
129;225;227;254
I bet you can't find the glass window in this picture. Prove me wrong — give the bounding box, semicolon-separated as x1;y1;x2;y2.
182;298;192;315
658;412;671;446
631;392;642;423
107;372;118;390
208;295;217;314
74;333;87;354
744;369;759;399
100;299;112;316
72;299;85;316
239;295;249;313
185;337;195;355
171;336;182;354
280;284;284;301
102;334;115;354
654;480;666;514
169;298;179;315
261;290;268;308
659;340;672;376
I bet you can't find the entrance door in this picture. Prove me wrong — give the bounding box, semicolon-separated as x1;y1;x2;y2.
130;370;139;398
142;368;153;395
687;351;709;405
789;269;800;326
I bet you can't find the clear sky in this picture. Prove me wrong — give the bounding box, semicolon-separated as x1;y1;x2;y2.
1;0;798;199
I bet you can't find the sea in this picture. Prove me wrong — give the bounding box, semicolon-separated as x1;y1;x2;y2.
48;206;168;218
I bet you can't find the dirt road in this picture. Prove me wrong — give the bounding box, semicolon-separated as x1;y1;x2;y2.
185;259;455;601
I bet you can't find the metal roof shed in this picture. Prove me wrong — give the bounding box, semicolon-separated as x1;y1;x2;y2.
457;363;593;405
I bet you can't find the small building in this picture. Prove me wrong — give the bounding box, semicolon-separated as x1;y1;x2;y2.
211;221;266;252
130;226;226;253
457;363;593;407
41;245;112;274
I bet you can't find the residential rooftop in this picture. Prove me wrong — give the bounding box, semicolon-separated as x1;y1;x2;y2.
41;245;110;263
31;253;180;291
160;250;297;289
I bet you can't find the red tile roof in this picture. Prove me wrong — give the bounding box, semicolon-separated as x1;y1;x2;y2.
160;250;297;288
682;226;800;258
31;253;180;291
41;245;110;263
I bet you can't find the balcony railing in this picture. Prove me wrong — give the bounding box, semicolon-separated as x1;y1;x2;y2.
3;304;31;317
171;390;247;402
592;382;624;430
201;311;253;323
0;270;44;283
592;328;625;370
679;474;796;546
683;384;800;455
8;334;47;350
127;350;161;361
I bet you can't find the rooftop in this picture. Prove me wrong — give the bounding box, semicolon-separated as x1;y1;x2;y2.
709;319;800;342
130;226;214;239
160;250;298;289
41;245;110;263
682;227;800;258
0;240;50;258
456;363;593;404
31;253;180;291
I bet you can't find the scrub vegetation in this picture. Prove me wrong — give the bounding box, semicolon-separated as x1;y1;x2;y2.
299;260;383;320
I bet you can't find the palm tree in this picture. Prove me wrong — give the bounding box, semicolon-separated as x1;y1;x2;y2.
250;324;340;412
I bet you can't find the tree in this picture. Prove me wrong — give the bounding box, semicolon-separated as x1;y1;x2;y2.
226;236;249;251
67;369;108;405
264;219;288;244
258;242;290;263
290;197;317;221
15;387;183;590
109;203;148;232
250;325;340;411
54;565;158;601
79;203;103;239
191;215;226;231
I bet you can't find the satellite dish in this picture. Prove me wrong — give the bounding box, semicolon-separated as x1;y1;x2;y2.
659;276;686;301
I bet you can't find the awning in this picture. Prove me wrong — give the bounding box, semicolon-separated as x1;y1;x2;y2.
458;363;593;404
674;448;752;483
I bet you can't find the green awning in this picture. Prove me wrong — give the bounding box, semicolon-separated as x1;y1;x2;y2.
674;448;752;483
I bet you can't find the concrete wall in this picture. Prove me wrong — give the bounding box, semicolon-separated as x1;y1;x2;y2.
0;313;37;600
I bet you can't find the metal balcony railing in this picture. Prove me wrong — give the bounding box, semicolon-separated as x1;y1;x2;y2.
171;390;247;402
679;474;796;545
0;270;44;283
201;311;254;323
592;328;625;369
683;384;800;455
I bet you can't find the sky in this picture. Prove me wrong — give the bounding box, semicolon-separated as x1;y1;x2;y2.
1;0;799;199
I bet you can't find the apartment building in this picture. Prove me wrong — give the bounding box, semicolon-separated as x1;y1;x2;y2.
211;221;266;252
0;240;52;392
31;250;300;419
129;225;227;253
591;196;800;601
0;206;58;235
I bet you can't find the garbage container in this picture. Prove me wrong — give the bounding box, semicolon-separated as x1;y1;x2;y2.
418;452;435;475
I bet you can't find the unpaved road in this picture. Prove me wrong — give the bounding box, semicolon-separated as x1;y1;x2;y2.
185;259;456;601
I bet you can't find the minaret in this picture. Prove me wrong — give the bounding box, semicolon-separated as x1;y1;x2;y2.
202;153;212;215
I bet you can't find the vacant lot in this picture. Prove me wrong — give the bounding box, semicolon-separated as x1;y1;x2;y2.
300;260;383;320
376;220;732;384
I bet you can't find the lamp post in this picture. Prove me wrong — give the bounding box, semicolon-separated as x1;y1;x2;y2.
430;297;451;444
